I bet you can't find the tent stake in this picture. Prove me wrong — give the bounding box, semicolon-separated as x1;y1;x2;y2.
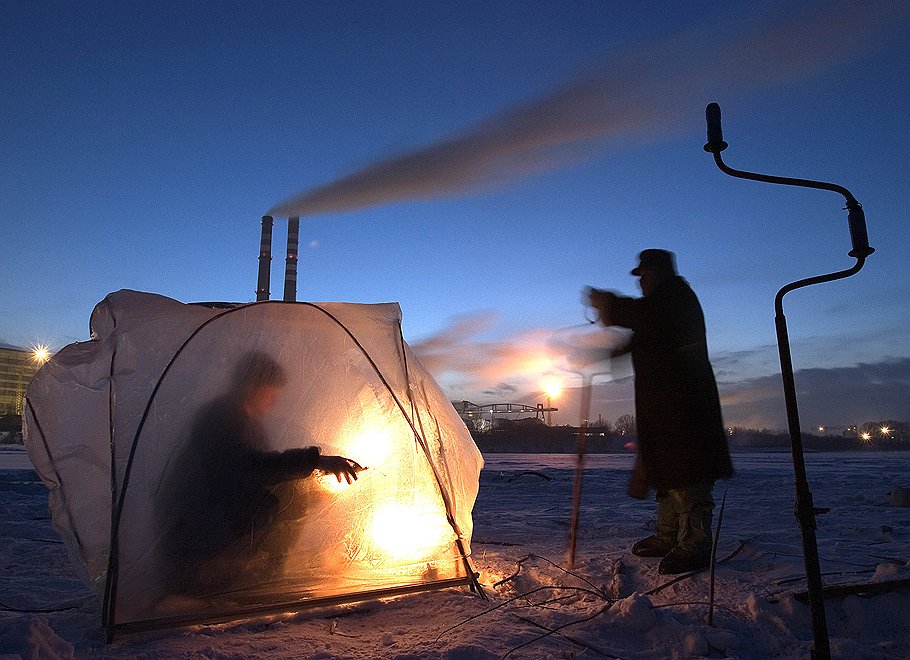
704;102;874;660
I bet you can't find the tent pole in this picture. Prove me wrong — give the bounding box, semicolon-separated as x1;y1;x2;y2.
101;348;119;641
394;322;487;599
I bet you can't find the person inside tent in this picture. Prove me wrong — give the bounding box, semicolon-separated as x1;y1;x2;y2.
157;350;364;598
586;249;733;574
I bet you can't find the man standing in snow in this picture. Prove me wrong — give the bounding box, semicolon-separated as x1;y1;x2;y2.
158;351;364;597
587;249;732;574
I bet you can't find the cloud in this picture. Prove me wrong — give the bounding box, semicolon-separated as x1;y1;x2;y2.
269;2;908;218
411;314;910;429
483;383;518;398
410;312;556;400
718;358;910;430
411;315;633;404
586;357;910;430
709;345;780;381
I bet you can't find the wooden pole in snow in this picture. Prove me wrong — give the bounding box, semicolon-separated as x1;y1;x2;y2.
567;376;593;568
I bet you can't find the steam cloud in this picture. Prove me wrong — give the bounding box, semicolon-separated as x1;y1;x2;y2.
269;2;907;218
410;313;631;402
410;311;556;398
412;314;910;428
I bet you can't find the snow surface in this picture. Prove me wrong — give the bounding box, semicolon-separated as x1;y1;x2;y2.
2;445;909;659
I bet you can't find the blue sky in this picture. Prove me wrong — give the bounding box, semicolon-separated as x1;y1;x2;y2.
3;1;909;430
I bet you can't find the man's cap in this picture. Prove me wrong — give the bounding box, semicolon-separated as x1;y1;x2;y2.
631;249;677;276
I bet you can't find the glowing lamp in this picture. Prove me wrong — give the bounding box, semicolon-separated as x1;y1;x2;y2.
369;502;453;562
318;471;356;493
542;377;563;400
347;422;395;469
31;344;51;365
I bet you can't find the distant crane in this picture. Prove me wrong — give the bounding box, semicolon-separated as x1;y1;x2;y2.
452;401;558;429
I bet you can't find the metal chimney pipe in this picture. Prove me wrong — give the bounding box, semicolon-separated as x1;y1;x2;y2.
255;215;273;301
283;216;300;302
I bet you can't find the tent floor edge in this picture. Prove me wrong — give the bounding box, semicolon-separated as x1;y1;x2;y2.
107;575;478;641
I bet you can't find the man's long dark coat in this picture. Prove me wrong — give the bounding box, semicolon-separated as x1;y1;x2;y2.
609;276;733;489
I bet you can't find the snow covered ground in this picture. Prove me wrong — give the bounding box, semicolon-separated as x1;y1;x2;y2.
2;445;909;659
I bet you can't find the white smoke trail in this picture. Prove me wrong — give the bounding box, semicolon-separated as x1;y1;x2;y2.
268;2;908;218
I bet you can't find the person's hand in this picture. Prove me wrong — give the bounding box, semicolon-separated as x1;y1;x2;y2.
582;286;596;308
318;455;366;484
584;287;615;324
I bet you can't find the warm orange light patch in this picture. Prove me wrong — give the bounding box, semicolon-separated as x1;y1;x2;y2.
369;502;453;562
542;377;563;400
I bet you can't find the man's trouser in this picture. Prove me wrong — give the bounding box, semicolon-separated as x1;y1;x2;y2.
654;481;715;554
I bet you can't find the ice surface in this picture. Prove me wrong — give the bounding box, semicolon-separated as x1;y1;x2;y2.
2;448;909;658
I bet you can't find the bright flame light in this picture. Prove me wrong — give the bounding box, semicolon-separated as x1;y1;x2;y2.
318;471;355;494
348;422;395;469
317;417;399;496
369;502;453;562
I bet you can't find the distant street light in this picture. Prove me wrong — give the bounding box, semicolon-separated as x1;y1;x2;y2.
31;344;51;365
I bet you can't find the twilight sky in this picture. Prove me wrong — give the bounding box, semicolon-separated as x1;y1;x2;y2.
3;1;909;430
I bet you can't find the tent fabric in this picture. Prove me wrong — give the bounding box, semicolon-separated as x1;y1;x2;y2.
24;290;484;634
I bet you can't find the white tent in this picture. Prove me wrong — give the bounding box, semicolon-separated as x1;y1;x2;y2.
24;290;484;638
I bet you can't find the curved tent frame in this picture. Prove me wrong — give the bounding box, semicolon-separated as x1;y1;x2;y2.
26;296;484;640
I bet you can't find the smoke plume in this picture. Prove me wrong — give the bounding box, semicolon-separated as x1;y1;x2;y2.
269;2;907;218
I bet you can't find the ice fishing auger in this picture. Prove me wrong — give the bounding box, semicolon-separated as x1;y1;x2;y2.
704;102;874;660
